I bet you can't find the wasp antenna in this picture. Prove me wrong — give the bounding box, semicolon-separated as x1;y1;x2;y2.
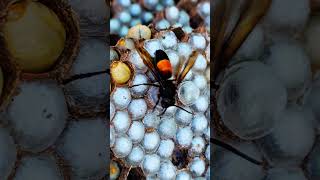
62;70;108;85
211;138;265;167
174;105;193;114
128;83;160;88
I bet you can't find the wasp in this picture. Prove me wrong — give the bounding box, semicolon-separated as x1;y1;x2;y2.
129;45;198;115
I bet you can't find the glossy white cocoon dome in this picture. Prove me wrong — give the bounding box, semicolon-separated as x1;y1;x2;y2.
197;1;210;18
217;61;287;140
189;157;206;177
189;136;206;156
67;39;108;102
176;127;193;147
110;126;115;148
177;43;192;59
128;99;147;120
178;81;200;106
0;127;16;179
175;106;193;126
265;168;307;180
159;160;177;180
156;19;171;30
120;26;129;37
144;39;164;57
143;112;161;129
160;31;178;49
129;3;142;17
257;106;316;167
14;155;62;180
176;170;192;180
264;0;310;31
189;33;206;50
110;18;121;34
142;131;160;153
113;136;133;158
192;95;209;112
126;146;145;166
72;39;107;74
8;81;67;152
157;139;175;158
131;74;149;96
118;11;131;24
159;117;177;139
112;87;131;110
193;74;207;90
165;6;180;23
112;111;130;134
191;114;208;135
142;154;161;175
193;54;207;72
178;10;190;26
129;50;147;71
57;119;107;179
127;121;145;144
264;41;311;100
213;141;265;180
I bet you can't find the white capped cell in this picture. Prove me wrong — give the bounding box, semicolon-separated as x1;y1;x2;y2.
157;139;175;158
142;131;160;153
113;136;133;158
128;99;147;120
127;121;145;144
176;127;193;147
112;111;131;134
126;146;145;167
112;87;131;110
142;154;161;175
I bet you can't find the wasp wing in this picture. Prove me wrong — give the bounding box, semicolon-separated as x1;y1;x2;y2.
135;46;164;86
211;0;236;80
222;0;271;60
176;51;198;85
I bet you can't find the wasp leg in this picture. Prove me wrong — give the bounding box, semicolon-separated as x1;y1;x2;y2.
211;138;265;166
128;83;160;88
152;95;161;113
159;108;167;116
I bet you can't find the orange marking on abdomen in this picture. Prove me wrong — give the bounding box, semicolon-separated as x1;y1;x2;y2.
157;59;172;76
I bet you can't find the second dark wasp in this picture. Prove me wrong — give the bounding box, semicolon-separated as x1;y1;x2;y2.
129;45;199;115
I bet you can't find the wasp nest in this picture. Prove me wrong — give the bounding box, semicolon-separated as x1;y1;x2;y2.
110;22;210;179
